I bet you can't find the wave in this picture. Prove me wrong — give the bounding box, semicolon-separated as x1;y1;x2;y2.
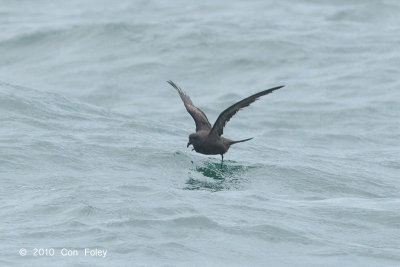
0;82;138;172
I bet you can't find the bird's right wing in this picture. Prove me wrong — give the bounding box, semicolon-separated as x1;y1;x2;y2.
168;80;211;132
209;85;284;137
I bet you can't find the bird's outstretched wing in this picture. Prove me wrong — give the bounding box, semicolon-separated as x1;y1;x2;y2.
168;80;211;132
209;85;284;137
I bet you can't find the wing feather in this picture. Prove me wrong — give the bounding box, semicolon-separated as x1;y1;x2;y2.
168;80;211;132
209;85;284;137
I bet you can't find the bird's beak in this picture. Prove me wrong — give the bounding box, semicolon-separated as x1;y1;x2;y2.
187;141;192;148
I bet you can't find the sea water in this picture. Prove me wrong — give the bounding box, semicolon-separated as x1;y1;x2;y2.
0;0;399;266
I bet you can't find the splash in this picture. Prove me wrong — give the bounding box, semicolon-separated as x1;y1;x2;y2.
184;160;250;191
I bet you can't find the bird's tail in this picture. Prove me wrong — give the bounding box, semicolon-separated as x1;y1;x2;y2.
229;138;253;145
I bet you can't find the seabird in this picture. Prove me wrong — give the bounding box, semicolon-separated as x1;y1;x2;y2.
168;80;283;168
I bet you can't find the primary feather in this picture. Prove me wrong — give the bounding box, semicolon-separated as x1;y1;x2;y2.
209;85;284;137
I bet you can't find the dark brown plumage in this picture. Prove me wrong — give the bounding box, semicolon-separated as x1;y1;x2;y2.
168;80;283;168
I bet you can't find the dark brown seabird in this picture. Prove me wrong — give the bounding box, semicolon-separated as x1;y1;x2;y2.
168;80;284;168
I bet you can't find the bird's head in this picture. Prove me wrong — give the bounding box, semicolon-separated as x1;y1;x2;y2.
187;133;200;148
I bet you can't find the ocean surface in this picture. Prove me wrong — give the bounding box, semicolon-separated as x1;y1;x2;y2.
1;0;399;266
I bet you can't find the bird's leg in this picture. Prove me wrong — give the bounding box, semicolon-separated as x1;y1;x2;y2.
220;154;224;170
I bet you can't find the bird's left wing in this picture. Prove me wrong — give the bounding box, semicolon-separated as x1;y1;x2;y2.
168;80;211;132
209;85;284;137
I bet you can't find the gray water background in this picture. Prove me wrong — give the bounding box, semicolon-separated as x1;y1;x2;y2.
0;0;399;266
